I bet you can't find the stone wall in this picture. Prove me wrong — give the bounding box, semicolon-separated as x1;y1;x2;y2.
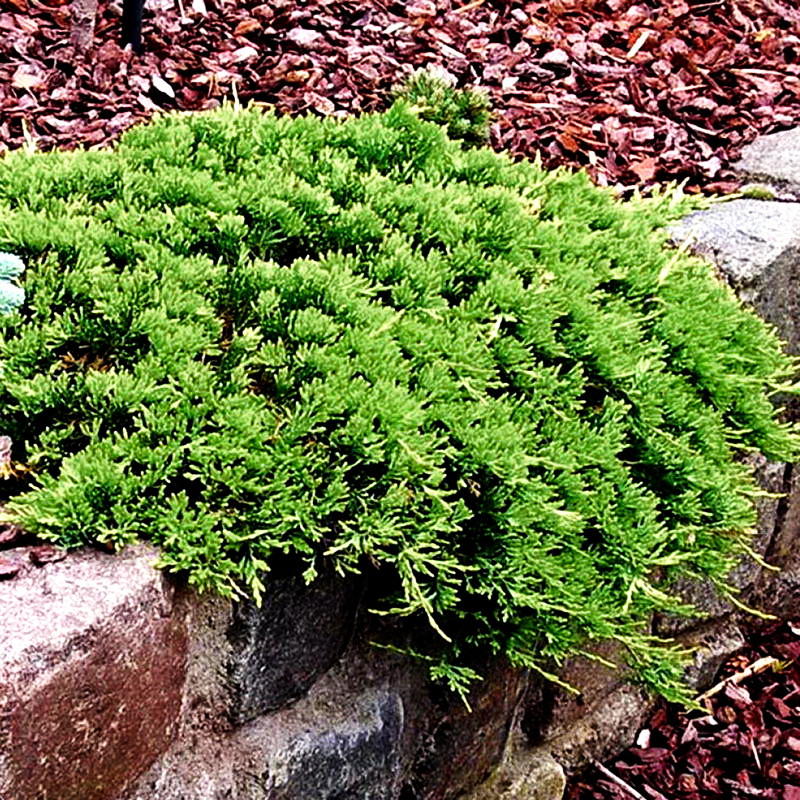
2;130;800;800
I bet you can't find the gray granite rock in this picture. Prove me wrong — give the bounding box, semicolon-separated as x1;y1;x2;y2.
671;199;800;354
227;567;361;724
755;461;800;618
545;684;651;771
521;642;652;772
124;572;366;799
235;668;406;800
733;128;800;200
126;635;432;800
406;656;528;800
655;456;786;636
123;739;238;800
0;545;186;800
677;618;746;692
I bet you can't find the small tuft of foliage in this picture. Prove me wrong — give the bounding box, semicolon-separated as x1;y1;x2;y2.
393;70;492;146
0;103;797;701
739;185;776;201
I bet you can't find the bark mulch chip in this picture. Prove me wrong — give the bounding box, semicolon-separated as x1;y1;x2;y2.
2;0;800;193
567;622;800;800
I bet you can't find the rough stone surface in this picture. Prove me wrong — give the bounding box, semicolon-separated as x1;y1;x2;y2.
180;592;235;736
124;634;434;800
528;642;626;741
519;642;652;772
122;592;237;800
543;684;651;772
672;199;800;354
732;456;785;594
732;128;800;200
0;545;187;800
227;566;361;724
655;455;786;636
123;625;528;800
462;734;566;800
653;577;732;637
756;462;800;618
407;657;528;800
676;617;746;691
123;741;238;800
130;672;409;800
234;664;406;800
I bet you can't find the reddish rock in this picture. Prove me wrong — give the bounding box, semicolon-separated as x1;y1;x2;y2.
27;543;67;565
408;656;528;799
0;544;187;800
0;552;23;578
0;521;23;545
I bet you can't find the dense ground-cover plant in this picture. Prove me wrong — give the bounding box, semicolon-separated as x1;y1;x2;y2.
0;103;796;699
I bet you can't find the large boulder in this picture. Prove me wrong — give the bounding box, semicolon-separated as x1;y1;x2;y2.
672;199;800;355
0;545;187;800
733;128;800;200
227;567;362;724
235;676;406;800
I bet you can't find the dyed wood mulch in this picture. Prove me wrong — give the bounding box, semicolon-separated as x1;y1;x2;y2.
2;0;800;193
567;622;800;800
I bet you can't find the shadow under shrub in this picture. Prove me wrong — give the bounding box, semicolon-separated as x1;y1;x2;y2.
0;103;796;701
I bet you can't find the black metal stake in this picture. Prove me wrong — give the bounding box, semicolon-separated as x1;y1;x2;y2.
121;0;144;53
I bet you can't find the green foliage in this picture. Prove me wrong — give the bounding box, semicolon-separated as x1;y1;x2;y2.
393;70;492;146
0;103;797;700
739;185;776;201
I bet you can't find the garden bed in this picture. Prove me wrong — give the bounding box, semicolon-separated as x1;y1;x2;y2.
2;0;800;192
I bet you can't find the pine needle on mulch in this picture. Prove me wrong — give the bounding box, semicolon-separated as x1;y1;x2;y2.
2;0;800;193
567;622;800;800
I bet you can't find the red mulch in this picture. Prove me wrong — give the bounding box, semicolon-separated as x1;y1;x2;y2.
0;515;62;577
2;0;800;192
567;622;800;800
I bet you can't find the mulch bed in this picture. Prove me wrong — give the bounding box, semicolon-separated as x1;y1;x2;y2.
2;0;800;193
567;622;800;800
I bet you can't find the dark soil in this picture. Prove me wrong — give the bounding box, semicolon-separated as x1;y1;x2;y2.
3;0;800;192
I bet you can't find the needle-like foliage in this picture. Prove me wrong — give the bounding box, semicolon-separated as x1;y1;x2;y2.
393;70;491;146
0;103;796;700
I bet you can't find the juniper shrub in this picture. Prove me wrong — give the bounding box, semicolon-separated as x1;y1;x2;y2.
0;102;796;699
